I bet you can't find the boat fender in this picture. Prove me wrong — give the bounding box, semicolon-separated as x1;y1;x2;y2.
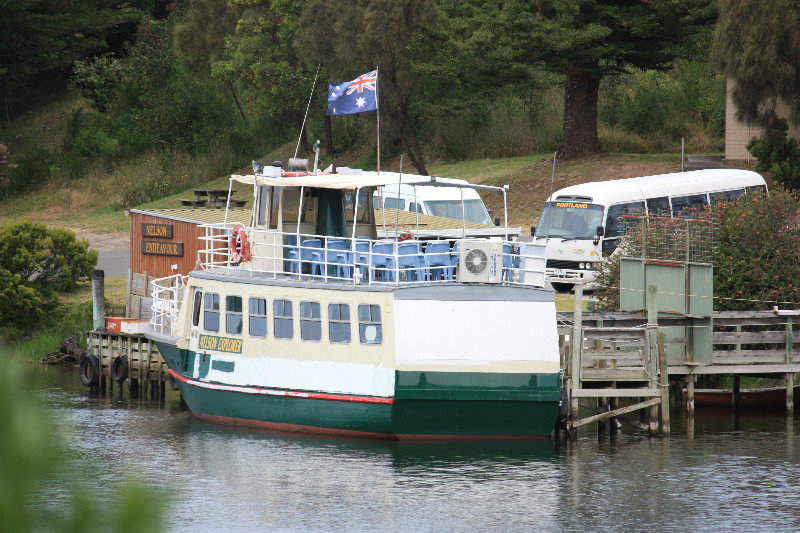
398;230;413;242
555;386;569;430
168;373;180;391
110;355;129;383
229;224;252;265
79;354;100;387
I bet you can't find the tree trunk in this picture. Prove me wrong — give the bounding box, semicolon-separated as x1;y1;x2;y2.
226;81;252;129
559;61;602;160
324;114;334;157
397;100;427;175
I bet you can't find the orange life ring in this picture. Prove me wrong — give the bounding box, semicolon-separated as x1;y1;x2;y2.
398;230;413;242
229;224;251;265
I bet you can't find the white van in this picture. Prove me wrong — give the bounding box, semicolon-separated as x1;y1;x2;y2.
532;169;767;290
374;178;494;226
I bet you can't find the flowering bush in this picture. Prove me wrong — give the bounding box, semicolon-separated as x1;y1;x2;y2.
595;187;800;311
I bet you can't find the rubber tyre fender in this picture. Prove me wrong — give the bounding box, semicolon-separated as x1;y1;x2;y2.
110;355;129;383
79;354;100;387
168;373;180;391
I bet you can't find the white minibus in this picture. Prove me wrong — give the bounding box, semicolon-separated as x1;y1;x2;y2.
374;178;494;226
532;169;767;291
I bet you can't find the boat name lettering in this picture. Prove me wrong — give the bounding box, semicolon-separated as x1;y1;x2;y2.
141;223;173;238
198;334;243;353
555;202;588;209
142;240;184;256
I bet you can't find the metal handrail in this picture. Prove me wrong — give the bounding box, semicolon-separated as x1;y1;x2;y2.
150;274;187;335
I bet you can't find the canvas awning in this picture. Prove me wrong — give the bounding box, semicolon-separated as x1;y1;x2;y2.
231;171;505;192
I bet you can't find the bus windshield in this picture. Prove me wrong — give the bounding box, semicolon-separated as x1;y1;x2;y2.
424;199;493;225
535;202;605;239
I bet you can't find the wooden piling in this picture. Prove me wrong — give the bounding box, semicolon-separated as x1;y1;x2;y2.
569;283;584;435
732;375;740;412
658;331;670;435
646;285;659;435
686;374;695;417
786;317;794;416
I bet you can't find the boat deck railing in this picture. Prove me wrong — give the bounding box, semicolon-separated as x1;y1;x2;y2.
150;274;187;335
195;223;546;288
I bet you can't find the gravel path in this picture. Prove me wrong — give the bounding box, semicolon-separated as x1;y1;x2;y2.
70;228;131;277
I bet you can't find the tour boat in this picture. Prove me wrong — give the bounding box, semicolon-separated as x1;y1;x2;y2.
146;162;561;439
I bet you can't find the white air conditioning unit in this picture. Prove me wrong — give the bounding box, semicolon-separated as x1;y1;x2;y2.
457;239;503;283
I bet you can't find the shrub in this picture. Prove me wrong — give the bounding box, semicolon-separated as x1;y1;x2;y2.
0;219;98;339
595;188;800;312
69;54;123;113
746;119;800;190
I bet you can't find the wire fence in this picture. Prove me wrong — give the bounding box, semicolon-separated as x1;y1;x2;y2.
620;214;717;264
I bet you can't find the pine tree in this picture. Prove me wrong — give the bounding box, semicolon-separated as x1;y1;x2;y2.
713;0;800;127
513;0;715;159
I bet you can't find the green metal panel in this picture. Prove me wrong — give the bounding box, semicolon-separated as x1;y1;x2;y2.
644;262;686;314
620;258;645;311
688;264;713;317
688;317;713;364
662;326;686;360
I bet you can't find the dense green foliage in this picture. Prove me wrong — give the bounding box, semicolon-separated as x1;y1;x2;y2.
0;0;730;205
0;359;164;533
596;189;800;312
746;120;800;191
0;219;97;339
713;0;800;127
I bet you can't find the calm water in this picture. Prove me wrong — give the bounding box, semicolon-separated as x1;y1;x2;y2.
28;365;800;532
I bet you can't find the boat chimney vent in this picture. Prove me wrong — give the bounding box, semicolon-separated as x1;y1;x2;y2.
288;158;308;172
271;160;284;169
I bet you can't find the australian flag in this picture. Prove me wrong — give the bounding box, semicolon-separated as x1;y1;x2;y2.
326;70;378;115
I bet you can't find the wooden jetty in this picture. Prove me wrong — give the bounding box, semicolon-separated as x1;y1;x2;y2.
86;330;169;398
559;284;800;437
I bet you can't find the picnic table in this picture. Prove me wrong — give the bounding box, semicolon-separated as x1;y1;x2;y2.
181;188;247;208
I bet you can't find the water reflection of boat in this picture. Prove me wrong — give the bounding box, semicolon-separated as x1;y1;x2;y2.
146;162;561;439
687;386;800;409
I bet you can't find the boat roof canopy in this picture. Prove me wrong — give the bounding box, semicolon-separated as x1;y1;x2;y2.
231;170;505;193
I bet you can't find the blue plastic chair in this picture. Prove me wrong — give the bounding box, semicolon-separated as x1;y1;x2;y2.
425;240;452;281
285;234;300;275
353;238;372;281
300;238;324;276
396;241;424;281
371;242;395;282
326;239;351;280
502;242;516;282
449;241;459;280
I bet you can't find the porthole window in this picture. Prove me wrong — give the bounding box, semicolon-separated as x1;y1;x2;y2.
203;293;220;332
300;301;321;341
357;304;382;345
274;299;293;339
328;303;351;344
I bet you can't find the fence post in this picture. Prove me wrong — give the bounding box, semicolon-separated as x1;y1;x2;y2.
569;283;584;433
658;331;670;435
787;317;794;416
646;284;659;435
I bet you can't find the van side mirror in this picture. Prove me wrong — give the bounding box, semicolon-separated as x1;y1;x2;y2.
530;225;536;237
596;226;604;237
494;217;501;226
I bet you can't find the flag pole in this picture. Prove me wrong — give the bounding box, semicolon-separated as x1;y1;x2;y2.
375;65;380;173
295;64;321;160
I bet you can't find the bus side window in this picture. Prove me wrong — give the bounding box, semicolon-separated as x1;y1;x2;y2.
746;185;767;196
646;197;670;216
710;189;745;204
409;202;422;213
384;197;406;210
671;194;708;217
605;201;645;239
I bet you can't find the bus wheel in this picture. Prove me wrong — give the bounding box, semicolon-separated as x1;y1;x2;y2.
551;282;573;293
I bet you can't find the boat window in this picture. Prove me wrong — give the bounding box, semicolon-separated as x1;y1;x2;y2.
605;201;646;239
746;185;767;196
248;298;267;337
192;289;202;327
300;301;321;341
710;189;745;204
273;299;293;339
344;190;372;223
328;303;351;344
424;200;493;225
646;197;670;216
203;293;220;332
373;195;380;209
671;194;708;217
384;197;406;210
225;295;243;335
358;304;382;345
534;202;605;239
279;188;317;225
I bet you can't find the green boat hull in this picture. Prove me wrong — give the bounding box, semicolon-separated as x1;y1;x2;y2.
156;341;560;439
